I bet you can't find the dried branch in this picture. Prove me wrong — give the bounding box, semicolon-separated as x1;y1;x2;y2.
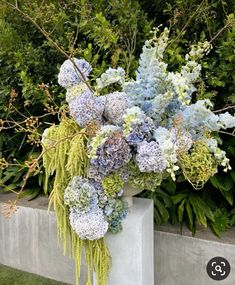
214;105;235;114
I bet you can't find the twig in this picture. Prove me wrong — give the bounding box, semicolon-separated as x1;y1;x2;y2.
218;130;235;137
209;20;234;44
214;105;235;114
168;0;207;47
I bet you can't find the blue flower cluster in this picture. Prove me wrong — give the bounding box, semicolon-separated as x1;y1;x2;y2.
58;58;92;88
64;176;98;214
180;100;235;138
57;28;235;240
136;140;167;172
68;88;105;127
89;130;132;179
104;91;133;125
69;205;108;240
105;199;128;234
123;107;154;146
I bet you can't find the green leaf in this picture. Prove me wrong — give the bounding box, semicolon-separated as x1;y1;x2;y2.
154;198;170;223
178;200;185;223
186;201;193;229
189;195;208;226
171;193;187;204
230;171;235;182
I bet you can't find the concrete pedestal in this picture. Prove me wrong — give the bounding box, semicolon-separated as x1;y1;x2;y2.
94;198;154;285
0;193;85;285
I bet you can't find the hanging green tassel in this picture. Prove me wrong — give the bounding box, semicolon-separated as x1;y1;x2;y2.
42;117;111;285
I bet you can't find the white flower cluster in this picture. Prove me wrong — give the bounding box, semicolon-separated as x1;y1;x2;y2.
136;140;167;172
203;138;231;172
69;206;108;240
96;67;126;90
154;127;192;180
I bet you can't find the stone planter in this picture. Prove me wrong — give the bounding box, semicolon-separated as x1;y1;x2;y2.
122;183;143;207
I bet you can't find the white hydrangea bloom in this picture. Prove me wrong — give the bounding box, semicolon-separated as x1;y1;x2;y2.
136;140;167;172
96;67;125;90
218;112;235;129
203;138;231;172
69;206;108;240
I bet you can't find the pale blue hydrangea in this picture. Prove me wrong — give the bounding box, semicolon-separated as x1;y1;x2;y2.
68;88;105;127
64;176;98;214
89;130;131;178
218;112;235;129
123;107;154;145
96;67;125;90
58;58;92;88
136;140;167;172
180;100;220;135
69;205;108;240
104;91;133;125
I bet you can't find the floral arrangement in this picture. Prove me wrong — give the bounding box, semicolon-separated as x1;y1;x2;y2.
42;28;235;285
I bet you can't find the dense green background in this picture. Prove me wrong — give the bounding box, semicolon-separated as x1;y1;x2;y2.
0;0;235;236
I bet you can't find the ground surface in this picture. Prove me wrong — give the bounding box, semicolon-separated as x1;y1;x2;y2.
0;264;70;285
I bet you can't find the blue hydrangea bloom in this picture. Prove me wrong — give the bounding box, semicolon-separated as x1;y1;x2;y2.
64;176;98;214
104;92;133;125
136;140;167;172
68;88;105;127
69;205;108;240
123;107;154;146
58;58;92;88
90;131;131;178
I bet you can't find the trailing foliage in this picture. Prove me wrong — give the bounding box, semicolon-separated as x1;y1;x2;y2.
42;117;110;285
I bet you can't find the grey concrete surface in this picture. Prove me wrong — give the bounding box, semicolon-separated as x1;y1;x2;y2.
94;198;154;285
155;225;235;285
1;192;235;285
0;192;86;285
